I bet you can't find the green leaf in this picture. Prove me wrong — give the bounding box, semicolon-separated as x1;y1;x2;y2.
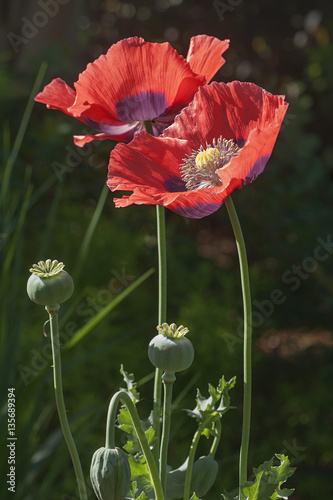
242;454;296;500
118;407;134;433
222;491;237;500
128;455;154;497
185;376;236;433
65;268;154;348
129;481;138;499
136;491;149;500
123;439;135;454
145;426;156;446
190;494;201;500
120;364;141;404
117;367;155;456
271;454;296;485
128;480;149;500
118;407;155;455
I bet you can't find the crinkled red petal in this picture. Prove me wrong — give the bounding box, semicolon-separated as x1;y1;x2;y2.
108;81;288;219
73;122;142;146
186;35;230;82
164;81;288;149
34;78;77;115
107;132;240;218
69;37;206;122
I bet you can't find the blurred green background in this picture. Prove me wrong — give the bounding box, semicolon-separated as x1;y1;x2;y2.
1;0;333;499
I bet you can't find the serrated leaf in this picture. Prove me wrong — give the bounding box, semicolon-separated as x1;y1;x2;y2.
208;382;220;405
129;480;138;498
185;408;201;420
242;454;296;500
120;364;140;403
118;407;134;434
271;454;296;484
145;426;156;446
128;455;153;497
123;439;135;453
117;406;155;456
272;488;295;500
136;491;149;500
185;376;236;430
222;491;237;500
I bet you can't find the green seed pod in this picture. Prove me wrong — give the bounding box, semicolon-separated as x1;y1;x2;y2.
148;323;194;374
191;456;218;497
90;447;131;500
27;259;74;307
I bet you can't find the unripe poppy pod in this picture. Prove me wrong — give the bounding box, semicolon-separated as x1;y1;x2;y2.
148;323;194;374
90;447;131;500
27;259;74;307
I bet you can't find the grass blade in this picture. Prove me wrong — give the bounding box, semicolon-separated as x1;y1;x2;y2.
66;267;154;349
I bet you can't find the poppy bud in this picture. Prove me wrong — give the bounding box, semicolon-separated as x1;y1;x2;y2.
90;447;131;500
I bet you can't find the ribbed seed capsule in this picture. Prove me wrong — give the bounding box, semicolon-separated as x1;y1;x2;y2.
148;323;194;374
27;259;74;307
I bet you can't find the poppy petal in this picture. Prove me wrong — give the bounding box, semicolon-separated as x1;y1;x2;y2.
108;131;243;218
164;81;288;151
69;37;206;125
35;78;76;115
108;81;287;219
108;132;189;193
35;35;229;146
186;35;230;82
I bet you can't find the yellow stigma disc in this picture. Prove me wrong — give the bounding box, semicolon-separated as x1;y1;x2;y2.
195;147;220;170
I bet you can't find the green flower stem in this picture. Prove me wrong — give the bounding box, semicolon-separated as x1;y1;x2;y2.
183;417;213;500
159;375;175;494
105;390;165;500
144;120;168;464
208;419;222;458
153;204;167;462
224;196;252;500
47;307;87;500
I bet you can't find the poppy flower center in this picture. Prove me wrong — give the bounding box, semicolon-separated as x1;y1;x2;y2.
180;137;240;191
195;147;220;170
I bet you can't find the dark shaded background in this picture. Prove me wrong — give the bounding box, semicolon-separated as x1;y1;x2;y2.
1;0;333;499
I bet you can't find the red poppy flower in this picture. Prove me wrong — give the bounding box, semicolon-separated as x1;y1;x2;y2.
107;81;288;219
34;35;229;147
